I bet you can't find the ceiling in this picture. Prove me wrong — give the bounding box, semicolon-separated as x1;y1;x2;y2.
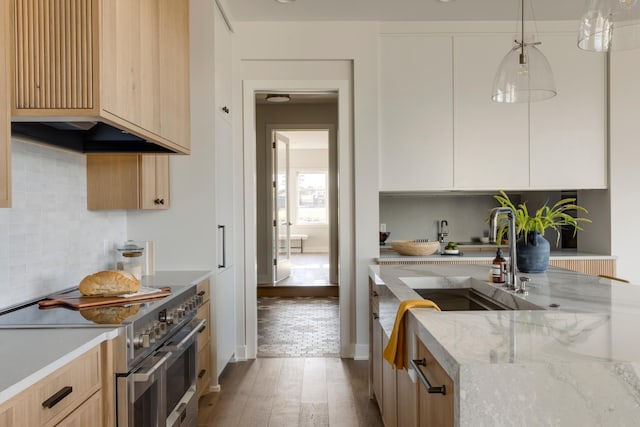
227;0;586;22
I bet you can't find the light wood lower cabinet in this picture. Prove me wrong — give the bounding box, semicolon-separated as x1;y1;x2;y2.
0;0;10;208
416;339;454;427
397;367;418;427
381;333;397;427
86;154;170;210
0;343;108;427
196;278;212;397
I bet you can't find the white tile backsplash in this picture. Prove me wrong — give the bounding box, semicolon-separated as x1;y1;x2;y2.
0;140;127;309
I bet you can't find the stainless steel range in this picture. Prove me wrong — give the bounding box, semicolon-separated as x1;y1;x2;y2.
0;280;206;427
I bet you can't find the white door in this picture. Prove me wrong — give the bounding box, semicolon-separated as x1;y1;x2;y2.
273;131;291;283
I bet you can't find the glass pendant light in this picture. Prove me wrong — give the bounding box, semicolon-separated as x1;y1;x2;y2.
578;0;640;51
491;0;556;103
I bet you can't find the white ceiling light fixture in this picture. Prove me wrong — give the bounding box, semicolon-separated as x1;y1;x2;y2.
491;0;556;104
578;0;640;51
275;0;295;3
265;93;291;103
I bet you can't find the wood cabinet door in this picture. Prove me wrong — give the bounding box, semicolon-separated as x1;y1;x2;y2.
417;339;454;427
372;316;383;405
158;0;190;149
55;391;102;427
529;33;607;189
397;366;418;427
87;155;140;210
101;0;161;136
453;34;529;190
379;35;454;191
140;155;170;210
381;333;397;427
0;0;10;208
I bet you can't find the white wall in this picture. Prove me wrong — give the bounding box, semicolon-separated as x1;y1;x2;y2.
0;140;126;309
235;21;380;358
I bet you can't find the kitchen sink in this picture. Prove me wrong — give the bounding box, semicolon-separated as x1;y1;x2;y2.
400;276;544;311
414;288;511;311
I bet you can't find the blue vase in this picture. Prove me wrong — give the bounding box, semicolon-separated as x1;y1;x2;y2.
516;232;550;273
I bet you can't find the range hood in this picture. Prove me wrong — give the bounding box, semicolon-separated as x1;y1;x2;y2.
11;121;177;154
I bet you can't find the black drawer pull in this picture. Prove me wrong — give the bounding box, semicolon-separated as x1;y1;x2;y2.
42;386;73;409
198;369;207;379
372;290;379;297
373;313;379;320
197;291;205;297
410;358;446;395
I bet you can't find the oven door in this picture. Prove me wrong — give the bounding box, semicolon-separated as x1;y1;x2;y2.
117;351;171;427
163;318;206;427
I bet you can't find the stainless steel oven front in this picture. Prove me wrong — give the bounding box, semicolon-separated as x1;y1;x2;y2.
117;317;206;427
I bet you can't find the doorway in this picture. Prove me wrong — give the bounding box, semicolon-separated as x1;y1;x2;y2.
242;79;353;360
254;93;340;358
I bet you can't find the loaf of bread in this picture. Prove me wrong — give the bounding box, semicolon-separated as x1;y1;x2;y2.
80;305;141;324
79;270;140;296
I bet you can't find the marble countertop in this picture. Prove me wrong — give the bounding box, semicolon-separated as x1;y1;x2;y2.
370;264;640;426
0;328;119;404
378;249;616;262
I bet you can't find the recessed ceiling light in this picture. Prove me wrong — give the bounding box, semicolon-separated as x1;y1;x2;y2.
437;0;455;2
266;94;291;103
275;0;295;3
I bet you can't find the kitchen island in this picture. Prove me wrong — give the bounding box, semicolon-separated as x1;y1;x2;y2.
370;263;640;426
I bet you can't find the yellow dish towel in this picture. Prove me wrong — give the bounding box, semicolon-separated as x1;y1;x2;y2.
382;299;441;370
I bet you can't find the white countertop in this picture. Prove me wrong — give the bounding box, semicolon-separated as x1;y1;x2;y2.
378;249;615;263
370;264;640;426
0;328;119;404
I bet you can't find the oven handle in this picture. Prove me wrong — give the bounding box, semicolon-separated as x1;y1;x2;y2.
132;352;172;383
163;318;207;352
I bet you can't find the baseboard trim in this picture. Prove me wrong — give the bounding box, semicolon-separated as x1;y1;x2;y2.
353;344;369;360
257;285;339;298
234;345;247;361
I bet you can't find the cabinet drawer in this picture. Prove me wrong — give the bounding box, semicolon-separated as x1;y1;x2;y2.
196;278;210;303
37;347;101;426
197;300;211;353
197;345;210;398
55;391;102;427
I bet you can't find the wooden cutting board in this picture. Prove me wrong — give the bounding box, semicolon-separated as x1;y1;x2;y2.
38;287;172;310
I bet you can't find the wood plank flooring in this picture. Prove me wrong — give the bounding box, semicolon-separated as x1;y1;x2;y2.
197;358;383;427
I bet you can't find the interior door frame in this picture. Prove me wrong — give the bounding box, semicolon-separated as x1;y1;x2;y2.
242;80;353;359
265;124;338;286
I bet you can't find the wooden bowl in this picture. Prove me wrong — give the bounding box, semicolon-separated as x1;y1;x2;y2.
391;240;440;256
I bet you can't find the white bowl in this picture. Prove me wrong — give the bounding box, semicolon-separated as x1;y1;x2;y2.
444;249;460;254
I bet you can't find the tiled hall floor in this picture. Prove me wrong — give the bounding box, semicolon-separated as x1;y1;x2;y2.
257;296;340;358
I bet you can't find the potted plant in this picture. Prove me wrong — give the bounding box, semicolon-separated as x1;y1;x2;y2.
492;190;591;273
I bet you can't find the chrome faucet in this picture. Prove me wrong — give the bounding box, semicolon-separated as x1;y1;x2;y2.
488;207;517;290
437;220;449;243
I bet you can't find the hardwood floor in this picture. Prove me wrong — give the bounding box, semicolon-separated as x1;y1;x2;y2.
197;358;383;427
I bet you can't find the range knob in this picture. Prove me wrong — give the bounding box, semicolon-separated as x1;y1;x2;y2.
133;332;151;349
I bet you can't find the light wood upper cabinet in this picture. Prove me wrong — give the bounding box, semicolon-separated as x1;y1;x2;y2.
0;0;11;208
11;0;190;154
379;35;454;191
453;34;530;190
529;33;607;189
87;154;170;210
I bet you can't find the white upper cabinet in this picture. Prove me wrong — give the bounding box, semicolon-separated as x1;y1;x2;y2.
215;4;233;122
453;34;529;190
529;33;607;189
378;35;454;191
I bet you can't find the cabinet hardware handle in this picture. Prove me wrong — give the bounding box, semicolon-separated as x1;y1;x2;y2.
42;386;73;409
198;369;207;379
373;313;379;320
218;225;226;268
198;291;205;297
222;106;230;114
410;358;446;395
154;198;165;205
372;290;379;297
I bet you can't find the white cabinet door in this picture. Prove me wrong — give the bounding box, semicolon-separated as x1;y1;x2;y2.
214;3;232;122
379;35;454;191
529;34;607;189
453;35;529;190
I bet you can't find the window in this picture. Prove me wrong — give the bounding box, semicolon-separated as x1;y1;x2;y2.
296;172;327;224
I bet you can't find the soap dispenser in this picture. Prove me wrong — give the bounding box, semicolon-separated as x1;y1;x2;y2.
491;248;506;284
